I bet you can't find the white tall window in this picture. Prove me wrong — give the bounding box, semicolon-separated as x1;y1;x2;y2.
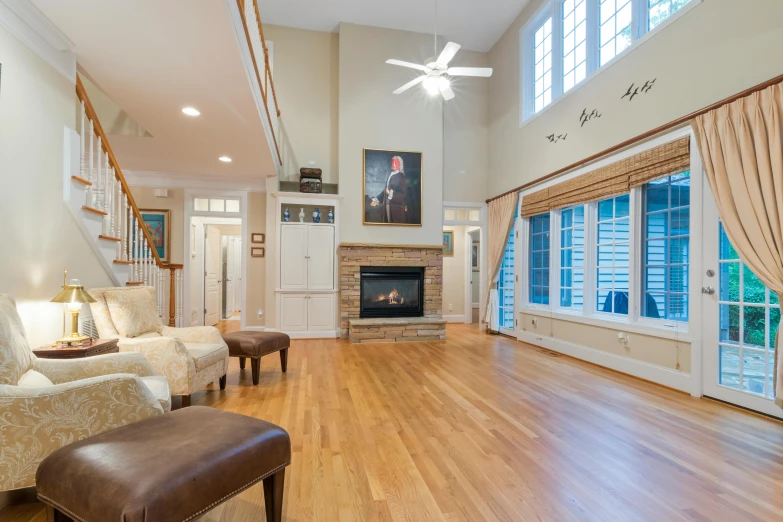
596;194;630;315
522;0;700;121
648;0;693;30
534;17;554;113
562;0;587;92
559;206;585;309
599;0;633;65
498;227;516;329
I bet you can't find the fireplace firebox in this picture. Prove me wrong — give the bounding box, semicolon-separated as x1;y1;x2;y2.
359;266;424;318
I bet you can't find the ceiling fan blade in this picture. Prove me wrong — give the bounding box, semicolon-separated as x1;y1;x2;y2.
386;59;431;73
393;75;427;94
439;82;456;101
436;42;461;66
447;67;494;77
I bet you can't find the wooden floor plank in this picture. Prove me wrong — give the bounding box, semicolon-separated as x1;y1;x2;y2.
5;324;783;521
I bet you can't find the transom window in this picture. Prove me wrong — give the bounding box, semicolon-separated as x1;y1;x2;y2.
529;214;551;305
533;17;554;112
522;0;698;121
194;197;240;213
560;206;585;309
596;194;630;315
642;172;690;321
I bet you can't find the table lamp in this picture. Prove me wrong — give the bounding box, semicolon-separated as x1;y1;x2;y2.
51;269;96;345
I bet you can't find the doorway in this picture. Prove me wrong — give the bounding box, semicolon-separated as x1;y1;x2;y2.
190;217;243;328
466;228;481;324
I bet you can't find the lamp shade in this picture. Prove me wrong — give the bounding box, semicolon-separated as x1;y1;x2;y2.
51;285;96;304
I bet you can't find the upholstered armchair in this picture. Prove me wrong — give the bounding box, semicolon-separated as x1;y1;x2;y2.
0;294;169;491
88;287;229;406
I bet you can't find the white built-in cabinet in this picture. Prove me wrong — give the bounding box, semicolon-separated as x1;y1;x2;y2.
273;193;340;338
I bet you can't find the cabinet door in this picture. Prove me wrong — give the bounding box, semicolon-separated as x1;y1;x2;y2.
307;294;335;332
280;224;308;290
307;226;335;290
279;294;308;332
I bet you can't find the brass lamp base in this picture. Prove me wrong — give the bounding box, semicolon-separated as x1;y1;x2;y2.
55;334;92;347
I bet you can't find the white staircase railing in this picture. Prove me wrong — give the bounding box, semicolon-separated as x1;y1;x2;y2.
74;75;184;326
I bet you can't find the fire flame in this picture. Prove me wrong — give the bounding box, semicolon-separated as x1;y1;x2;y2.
376;289;405;305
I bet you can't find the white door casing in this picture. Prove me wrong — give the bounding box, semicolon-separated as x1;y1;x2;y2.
234;238;242;312
307;226;335;290
205;226;221;326
226;236;236;317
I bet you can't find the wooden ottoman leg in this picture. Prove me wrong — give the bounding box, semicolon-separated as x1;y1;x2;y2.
47;505;74;522
219;374;227;390
263;468;285;522
280;348;288;373
239;356;246;369
251;358;260;385
181;395;191;408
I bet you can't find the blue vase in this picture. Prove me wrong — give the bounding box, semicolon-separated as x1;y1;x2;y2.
312;208;321;223
327;209;334;223
283;208;290;222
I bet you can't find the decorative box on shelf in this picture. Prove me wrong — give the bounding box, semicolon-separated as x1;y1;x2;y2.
299;167;322;194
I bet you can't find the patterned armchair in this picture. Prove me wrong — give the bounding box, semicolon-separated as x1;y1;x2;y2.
88;287;229;406
0;294;168;491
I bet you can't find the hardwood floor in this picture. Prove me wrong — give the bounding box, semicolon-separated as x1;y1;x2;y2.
4;324;783;521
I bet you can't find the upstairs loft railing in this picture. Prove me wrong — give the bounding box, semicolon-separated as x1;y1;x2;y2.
75;75;184;327
237;0;283;166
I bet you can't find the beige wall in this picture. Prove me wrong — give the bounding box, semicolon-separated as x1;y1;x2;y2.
520;314;691;373
246;191;267;327
487;0;783;196
265;25;339;184
444;50;489;203
0;25;114;347
130;187;185;264
443;226;467;318
338;23;444;246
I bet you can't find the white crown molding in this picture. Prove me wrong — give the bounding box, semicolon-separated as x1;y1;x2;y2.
0;0;76;83
124;170;266;192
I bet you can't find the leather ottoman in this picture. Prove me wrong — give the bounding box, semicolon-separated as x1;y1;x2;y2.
222;331;290;385
36;406;291;522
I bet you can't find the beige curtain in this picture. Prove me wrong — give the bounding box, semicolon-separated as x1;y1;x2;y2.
484;192;519;332
692;83;783;407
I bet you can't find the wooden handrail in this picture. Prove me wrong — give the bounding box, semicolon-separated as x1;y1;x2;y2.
75;75;164;268
236;0;283;165
487;72;783;203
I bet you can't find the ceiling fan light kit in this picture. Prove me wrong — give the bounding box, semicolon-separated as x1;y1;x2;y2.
385;0;493;101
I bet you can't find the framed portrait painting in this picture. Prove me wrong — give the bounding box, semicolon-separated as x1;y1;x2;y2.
442;231;454;256
472;243;479;271
363;148;422;226
139;209;171;263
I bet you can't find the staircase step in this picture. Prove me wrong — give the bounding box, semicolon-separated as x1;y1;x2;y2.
71;175;92;186
126;281;144;286
98;234;121;242
113;260;134;265
82;205;108;216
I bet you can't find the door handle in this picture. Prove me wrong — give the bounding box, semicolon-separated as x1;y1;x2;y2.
702;286;715;295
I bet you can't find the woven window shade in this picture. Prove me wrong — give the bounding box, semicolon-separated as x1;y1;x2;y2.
520;136;690;217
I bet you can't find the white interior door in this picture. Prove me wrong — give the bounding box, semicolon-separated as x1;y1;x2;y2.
204;226;221;326
233;238;242;313
281;224;308;290
307;225;335;290
701;184;782;418
308;294;335;331
226;237;236;317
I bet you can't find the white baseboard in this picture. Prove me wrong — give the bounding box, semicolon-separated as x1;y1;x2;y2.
517;331;691;393
443;314;466;323
286;330;340;339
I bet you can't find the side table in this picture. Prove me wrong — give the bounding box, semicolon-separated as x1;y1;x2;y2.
34;339;119;359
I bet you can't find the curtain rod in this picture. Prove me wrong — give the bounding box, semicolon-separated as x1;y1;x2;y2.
486;72;783;204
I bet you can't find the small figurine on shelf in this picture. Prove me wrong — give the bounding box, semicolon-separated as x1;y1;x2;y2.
298;208;305;222
313;208;321;223
283;208;291;222
327;208;334;223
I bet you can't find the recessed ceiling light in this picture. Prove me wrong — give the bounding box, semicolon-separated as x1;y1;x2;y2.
182;107;200;116
219;156;232;163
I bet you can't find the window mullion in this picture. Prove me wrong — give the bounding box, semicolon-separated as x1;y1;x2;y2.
586;0;599;76
553;2;564;99
629;187;643;322
585;201;597;316
552;210;561;310
635;0;649;40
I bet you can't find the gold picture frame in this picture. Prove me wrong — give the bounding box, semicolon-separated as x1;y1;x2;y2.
251;233;265;244
442;231;454;256
362;148;423;226
251;247;265;258
139;209;171;263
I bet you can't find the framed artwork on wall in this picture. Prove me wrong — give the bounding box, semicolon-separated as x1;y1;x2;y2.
443;231;454;256
251;233;265;244
363;148;422;226
472;243;479;271
139;209;171;262
251;247;265;258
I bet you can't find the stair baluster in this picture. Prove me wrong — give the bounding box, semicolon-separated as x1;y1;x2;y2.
88;120;95;207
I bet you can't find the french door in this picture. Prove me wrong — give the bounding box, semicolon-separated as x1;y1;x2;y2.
702;184;782;418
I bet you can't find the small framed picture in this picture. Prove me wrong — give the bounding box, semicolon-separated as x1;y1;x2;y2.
472;243;479;271
442;231;454;256
251;233;265;244
251;247;265;258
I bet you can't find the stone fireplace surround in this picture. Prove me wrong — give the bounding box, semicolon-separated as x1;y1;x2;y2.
339;243;445;342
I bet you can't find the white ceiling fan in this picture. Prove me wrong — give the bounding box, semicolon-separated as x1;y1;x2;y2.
386;0;493;101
